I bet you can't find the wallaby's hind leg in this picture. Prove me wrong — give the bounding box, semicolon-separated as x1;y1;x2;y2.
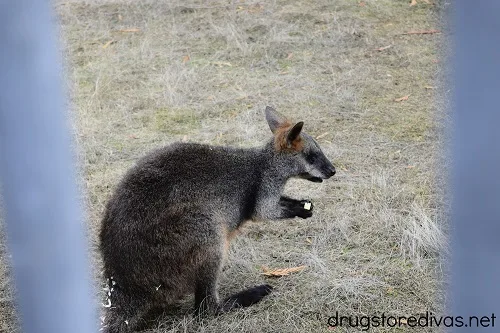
194;253;223;316
219;284;273;313
195;263;273;316
194;245;273;317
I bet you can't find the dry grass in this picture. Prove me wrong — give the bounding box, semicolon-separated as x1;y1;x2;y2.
0;0;448;332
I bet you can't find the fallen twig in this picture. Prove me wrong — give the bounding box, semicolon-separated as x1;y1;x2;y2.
375;45;393;52
316;132;330;140
394;95;410;102
102;40;115;49
401;30;440;35
261;265;307;277
117;28;141;33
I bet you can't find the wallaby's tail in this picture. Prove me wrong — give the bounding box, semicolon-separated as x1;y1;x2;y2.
218;284;273;313
102;287;151;333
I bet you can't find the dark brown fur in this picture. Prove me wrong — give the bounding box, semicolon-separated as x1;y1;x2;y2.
99;107;335;332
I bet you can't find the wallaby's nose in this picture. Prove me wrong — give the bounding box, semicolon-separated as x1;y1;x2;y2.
327;166;336;178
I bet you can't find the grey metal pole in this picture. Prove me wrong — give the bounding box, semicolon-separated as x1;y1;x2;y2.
452;1;500;330
0;1;96;333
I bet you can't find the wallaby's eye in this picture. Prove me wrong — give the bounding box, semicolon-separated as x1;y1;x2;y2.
306;152;317;164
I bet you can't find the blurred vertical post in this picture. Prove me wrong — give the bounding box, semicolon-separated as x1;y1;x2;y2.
0;1;96;333
452;0;500;329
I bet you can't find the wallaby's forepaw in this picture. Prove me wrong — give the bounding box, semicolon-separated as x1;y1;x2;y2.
279;196;314;219
296;200;313;219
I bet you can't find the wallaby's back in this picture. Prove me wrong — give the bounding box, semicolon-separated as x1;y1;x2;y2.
101;142;266;229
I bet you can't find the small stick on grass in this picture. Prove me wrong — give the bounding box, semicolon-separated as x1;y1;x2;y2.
375;45;393;52
401;30;440;35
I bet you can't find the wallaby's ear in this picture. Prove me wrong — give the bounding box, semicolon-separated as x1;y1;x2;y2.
265;106;288;133
287;122;304;146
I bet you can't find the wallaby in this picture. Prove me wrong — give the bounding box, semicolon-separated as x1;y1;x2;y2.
99;107;336;332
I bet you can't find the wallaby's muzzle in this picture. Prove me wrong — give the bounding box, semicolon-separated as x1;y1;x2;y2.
320;155;336;179
300;165;335;183
301;158;336;183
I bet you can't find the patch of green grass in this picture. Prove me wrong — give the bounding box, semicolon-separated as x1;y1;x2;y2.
154;107;200;134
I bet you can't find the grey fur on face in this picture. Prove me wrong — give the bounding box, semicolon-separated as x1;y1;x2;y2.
99;106;335;332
